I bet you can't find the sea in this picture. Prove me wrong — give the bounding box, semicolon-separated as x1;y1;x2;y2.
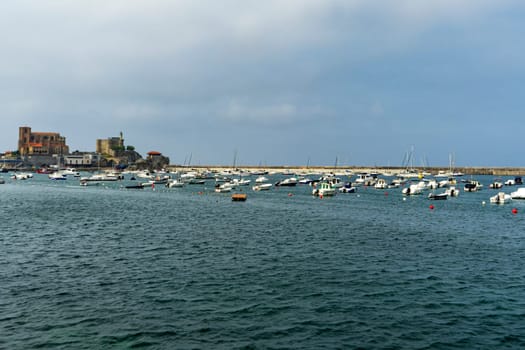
1;173;524;349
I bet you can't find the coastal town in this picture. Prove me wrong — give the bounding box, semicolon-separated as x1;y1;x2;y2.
1;126;170;171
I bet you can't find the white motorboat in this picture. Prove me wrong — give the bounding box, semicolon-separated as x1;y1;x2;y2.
374;178;388;189
12;173;33;180
489;179;503;189
428;191;448;200
255;176;269;183
510;187;525;199
49;172;67;180
402;183;423;195
275;177;298;187
233;178;251;186
252;183;272;191
215;182;234;193
445;186;460;197
165;179;185;188
61;168;81;177
490;192;512;205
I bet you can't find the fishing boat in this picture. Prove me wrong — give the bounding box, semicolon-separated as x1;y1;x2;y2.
312;182;336;197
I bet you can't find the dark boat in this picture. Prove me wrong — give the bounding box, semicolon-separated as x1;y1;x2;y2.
125;183;144;189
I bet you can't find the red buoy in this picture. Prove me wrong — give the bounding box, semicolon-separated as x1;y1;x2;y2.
384;192;389;196
512;208;518;215
429;204;435;210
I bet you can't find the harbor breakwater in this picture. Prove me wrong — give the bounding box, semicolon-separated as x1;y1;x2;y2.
168;165;525;176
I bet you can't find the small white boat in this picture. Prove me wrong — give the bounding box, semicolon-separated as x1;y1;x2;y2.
11;173;33;180
61;168;81;177
165;179;185;188
402;184;423;195
445;186;460;197
489;180;503;189
252;183;272;191
428;191;448;200
255;176;269;183
80;173;119;182
510;187;525;199
374;178;388;189
49;172;67;180
275;177;298;187
233;178;251;186
504;179;516;186
490;192;511;205
215;182;234;193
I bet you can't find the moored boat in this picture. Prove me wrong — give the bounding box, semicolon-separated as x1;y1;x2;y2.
275;177;298;187
510;187;525;199
428;192;448;200
490;192;511;205
252;183;272;191
312;182;336;197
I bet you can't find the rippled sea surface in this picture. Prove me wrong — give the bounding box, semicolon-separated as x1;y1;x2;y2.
1;173;525;349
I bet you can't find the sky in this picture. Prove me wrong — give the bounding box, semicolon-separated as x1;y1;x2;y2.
1;0;525;167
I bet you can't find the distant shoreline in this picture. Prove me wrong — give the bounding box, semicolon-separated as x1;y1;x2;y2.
166;165;525;176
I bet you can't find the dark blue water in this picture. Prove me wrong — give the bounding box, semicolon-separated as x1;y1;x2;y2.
1;174;525;349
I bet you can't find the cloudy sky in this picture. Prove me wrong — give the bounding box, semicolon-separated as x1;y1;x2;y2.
1;0;524;167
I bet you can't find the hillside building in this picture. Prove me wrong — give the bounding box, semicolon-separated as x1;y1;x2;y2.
18;126;69;156
96;132;124;157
